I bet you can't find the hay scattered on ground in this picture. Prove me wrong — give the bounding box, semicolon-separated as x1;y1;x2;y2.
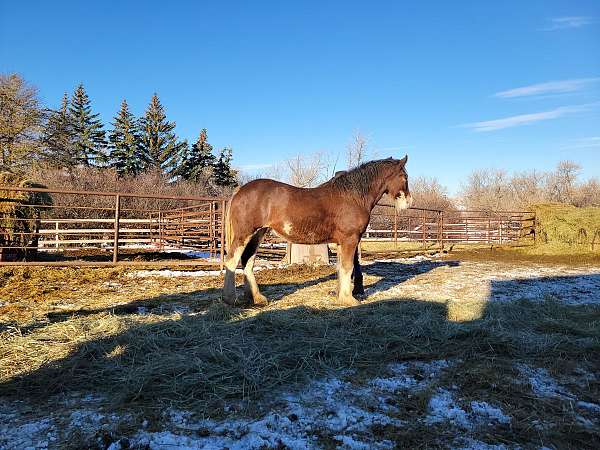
1;257;599;448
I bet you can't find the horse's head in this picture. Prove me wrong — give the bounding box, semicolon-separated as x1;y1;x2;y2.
386;155;413;210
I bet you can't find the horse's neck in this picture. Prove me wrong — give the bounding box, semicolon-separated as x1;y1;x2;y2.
359;168;391;211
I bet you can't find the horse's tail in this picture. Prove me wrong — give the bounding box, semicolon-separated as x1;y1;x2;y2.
224;188;239;255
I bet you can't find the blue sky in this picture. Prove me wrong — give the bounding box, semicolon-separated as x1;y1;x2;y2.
1;0;599;194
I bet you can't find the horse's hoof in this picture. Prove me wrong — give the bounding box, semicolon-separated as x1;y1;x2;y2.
252;294;269;307
222;295;237;306
353;292;367;300
337;296;360;306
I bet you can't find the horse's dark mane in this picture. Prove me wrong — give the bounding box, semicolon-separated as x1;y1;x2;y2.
324;159;399;196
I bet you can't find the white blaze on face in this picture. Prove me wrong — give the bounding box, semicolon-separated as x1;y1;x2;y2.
395;192;413;210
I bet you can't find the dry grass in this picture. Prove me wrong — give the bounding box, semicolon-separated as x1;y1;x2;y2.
1;261;599;447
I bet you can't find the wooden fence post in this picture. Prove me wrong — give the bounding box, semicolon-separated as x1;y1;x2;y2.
439;211;444;250
113;194;121;264
158;208;163;251
422;211;426;247
394;209;398;249
55;221;59;249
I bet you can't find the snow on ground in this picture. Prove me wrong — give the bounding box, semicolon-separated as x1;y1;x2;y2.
128;262;289;278
514;364;576;400
363;256;600;306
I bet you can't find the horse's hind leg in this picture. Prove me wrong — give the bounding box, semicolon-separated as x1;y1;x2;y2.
352;246;365;298
241;228;269;306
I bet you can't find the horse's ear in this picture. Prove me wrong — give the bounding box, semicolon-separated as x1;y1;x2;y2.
398;154;408;166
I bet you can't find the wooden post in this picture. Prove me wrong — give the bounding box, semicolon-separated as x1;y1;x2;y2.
439;211;444;250
422;212;426;247
113;194;121;264
55;221;59;249
209;202;214;256
180;209;184;246
158;208;163;251
487;217;491;244
393;209;398;249
499;215;503;245
220;200;226;271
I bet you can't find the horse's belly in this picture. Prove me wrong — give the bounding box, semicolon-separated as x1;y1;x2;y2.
270;218;331;244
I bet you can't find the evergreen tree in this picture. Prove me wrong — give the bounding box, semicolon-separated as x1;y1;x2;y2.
42;93;77;168
108;99;147;176
174;128;216;181
139;93;186;174
69;84;107;166
213;147;238;187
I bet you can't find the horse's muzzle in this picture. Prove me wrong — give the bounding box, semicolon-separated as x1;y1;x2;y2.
395;192;413;210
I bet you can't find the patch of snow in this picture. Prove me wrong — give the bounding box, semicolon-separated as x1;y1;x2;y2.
128;262;288;278
132;376;402;450
128;269;224;278
369;360;451;393
426;389;471;429
454;437;511;450
515;364;575;400
470;402;511;424
0;417;57;450
577;401;600;413
426;391;511;430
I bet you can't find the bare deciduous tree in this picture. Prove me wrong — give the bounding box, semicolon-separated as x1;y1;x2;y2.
346;131;369;169
460;169;512;210
410;176;456;210
285;151;328;187
546;160;581;204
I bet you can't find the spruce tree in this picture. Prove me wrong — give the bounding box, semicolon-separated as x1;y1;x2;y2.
213;147;238;187
139;93;185;174
42;93;77;168
174;129;216;181
69;84;107;166
108;99;147;176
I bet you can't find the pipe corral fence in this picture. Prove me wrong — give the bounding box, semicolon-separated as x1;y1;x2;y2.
367;205;536;249
0;185;535;267
0;185;226;267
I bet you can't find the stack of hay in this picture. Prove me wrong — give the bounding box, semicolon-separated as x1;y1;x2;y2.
0;171;53;261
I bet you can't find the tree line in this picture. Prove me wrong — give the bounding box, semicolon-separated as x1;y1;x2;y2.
0;73;237;188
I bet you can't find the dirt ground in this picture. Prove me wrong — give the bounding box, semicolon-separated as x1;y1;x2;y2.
0;253;599;449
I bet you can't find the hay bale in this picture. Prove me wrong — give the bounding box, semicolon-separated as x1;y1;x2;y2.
532;203;600;251
0;172;52;261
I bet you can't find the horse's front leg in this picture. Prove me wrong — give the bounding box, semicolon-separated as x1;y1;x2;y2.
337;238;360;306
223;236;250;306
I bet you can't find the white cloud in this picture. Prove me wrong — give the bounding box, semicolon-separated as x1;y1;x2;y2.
544;16;595;30
562;136;600;150
494;78;599;98
463;104;593;132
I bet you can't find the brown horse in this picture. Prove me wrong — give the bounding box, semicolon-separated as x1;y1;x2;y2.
222;156;413;306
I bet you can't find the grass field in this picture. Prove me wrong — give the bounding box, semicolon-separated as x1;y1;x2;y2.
1;253;599;449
